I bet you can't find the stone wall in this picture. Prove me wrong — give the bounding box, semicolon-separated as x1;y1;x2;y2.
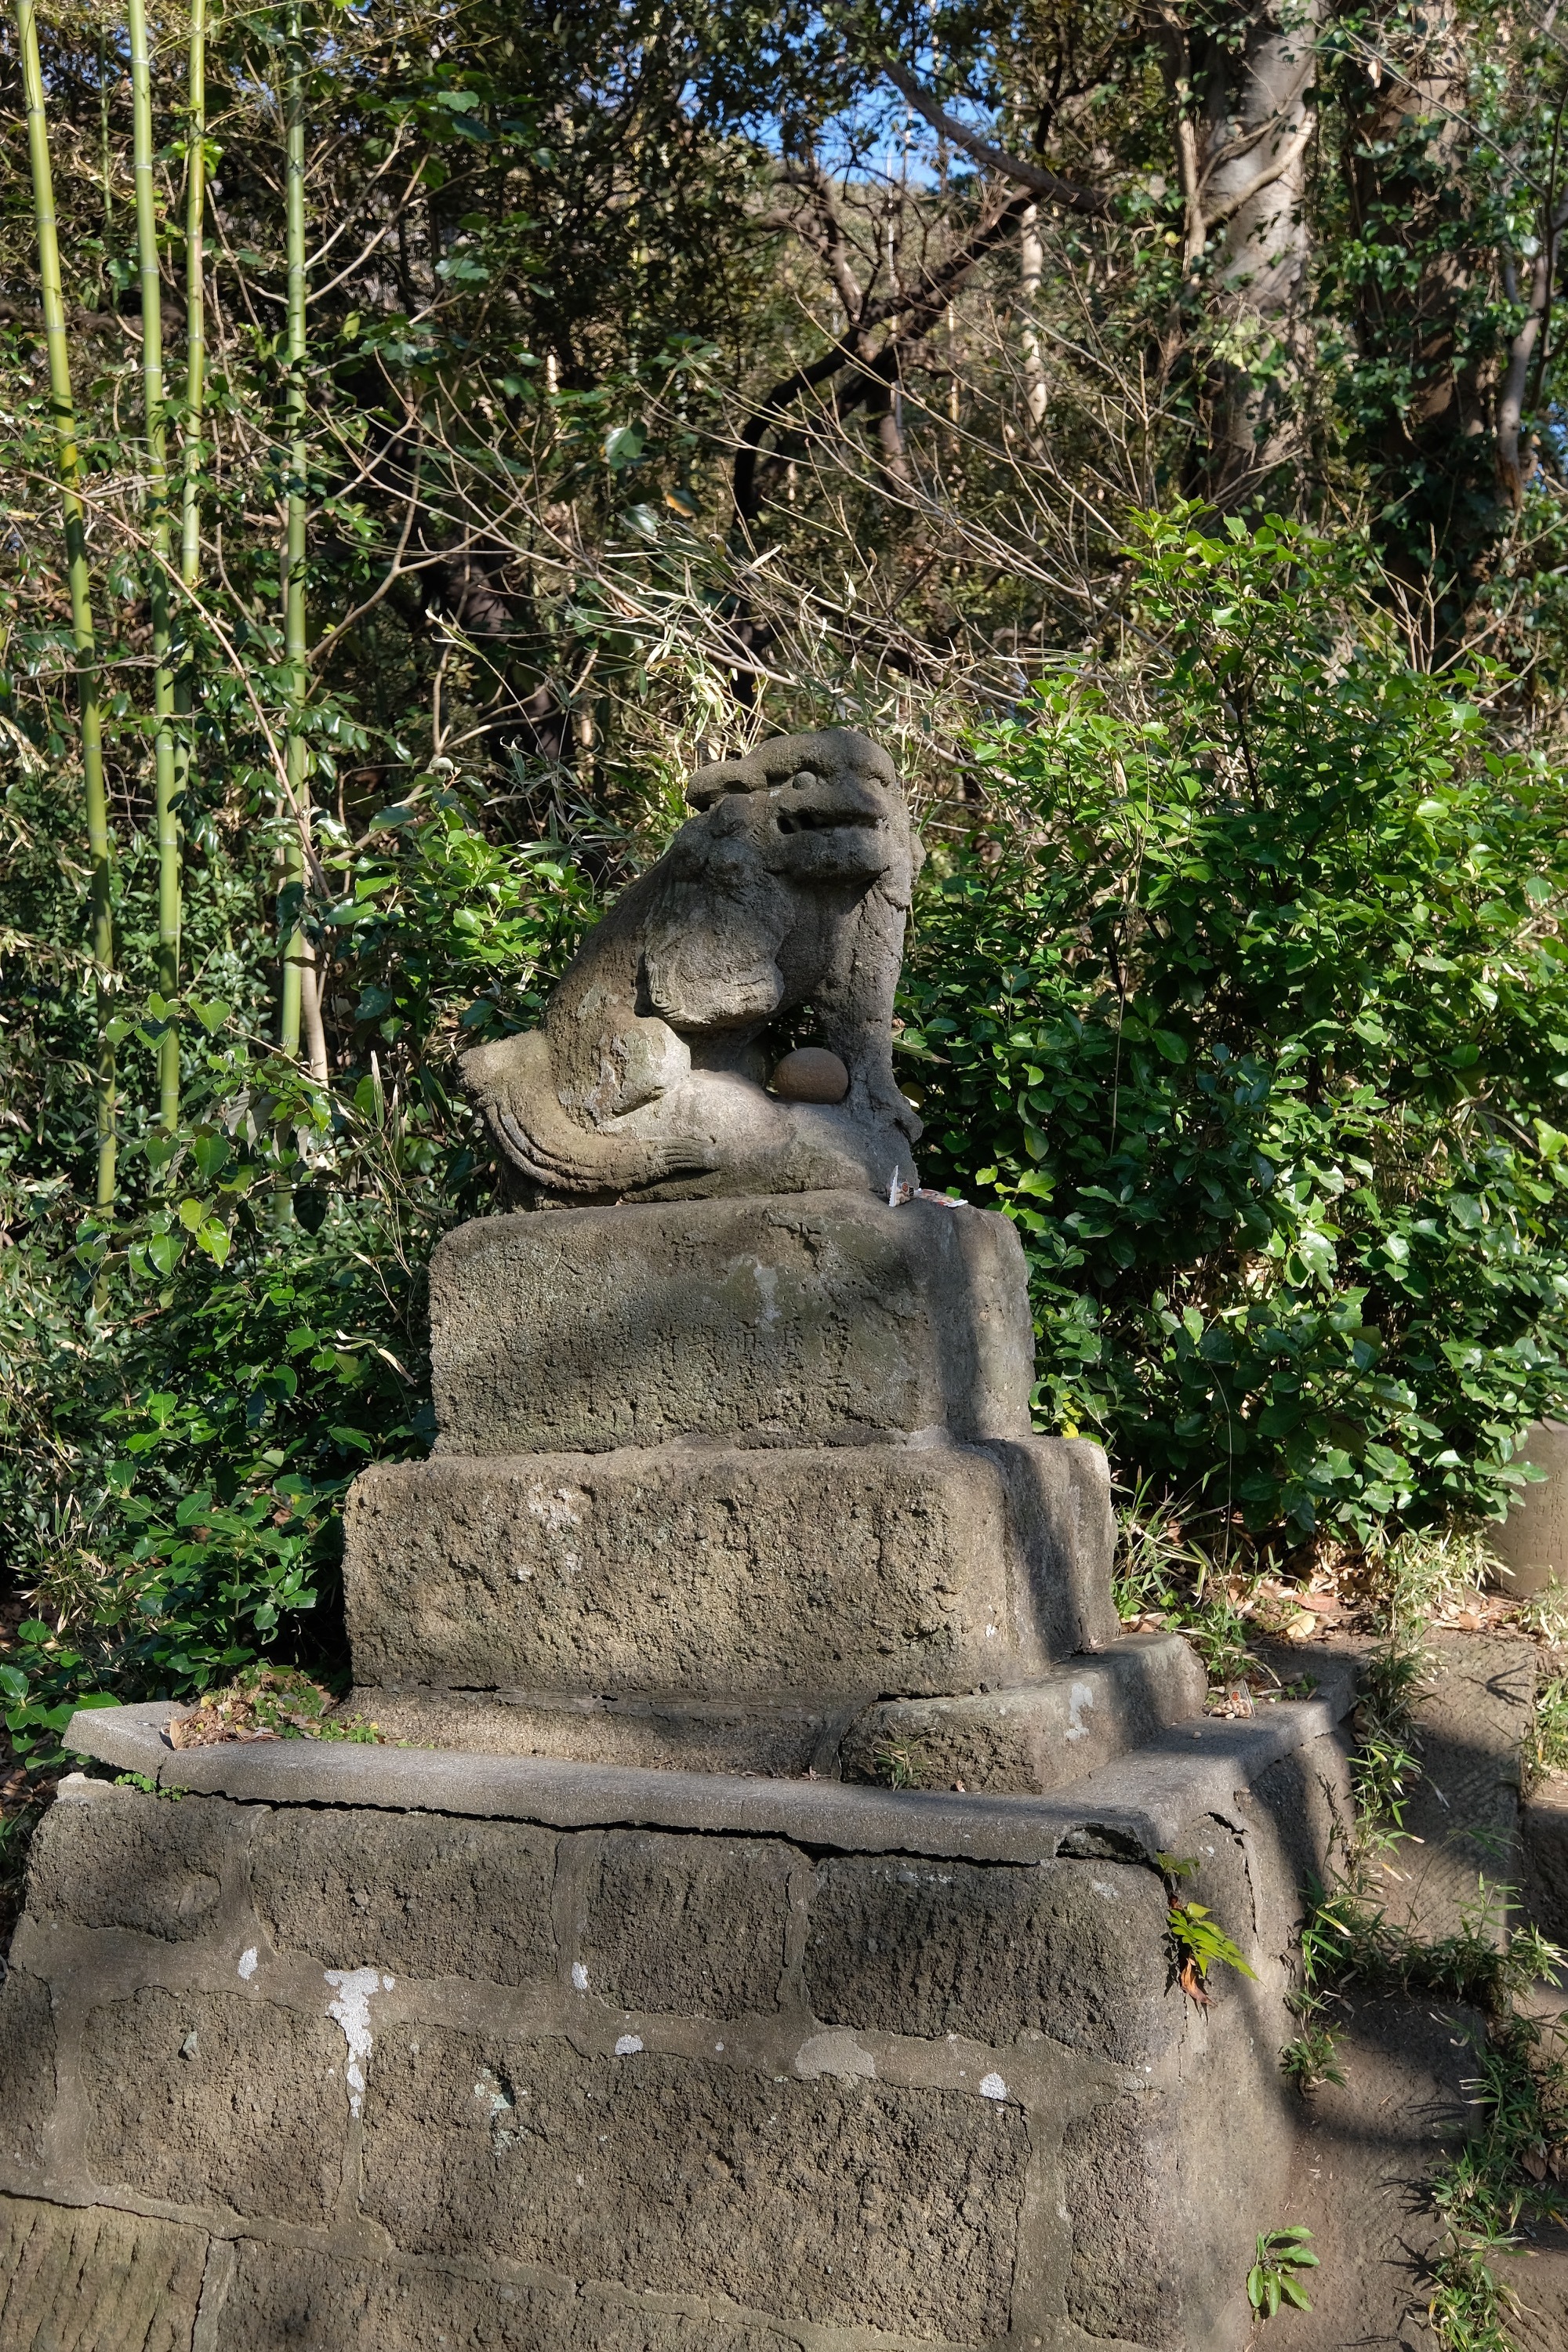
0;1744;1347;2352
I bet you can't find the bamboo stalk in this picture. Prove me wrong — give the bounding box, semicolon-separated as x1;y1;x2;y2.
16;0;116;1207
172;0;206;953
128;0;180;1130
278;0;325;1083
97;32;113;312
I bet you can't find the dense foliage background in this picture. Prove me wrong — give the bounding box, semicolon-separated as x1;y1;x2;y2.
5;0;1568;1730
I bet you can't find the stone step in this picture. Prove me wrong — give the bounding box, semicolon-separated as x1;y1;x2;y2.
64;1684;1353;1864
339;1629;1207;1788
840;1630;1209;1793
343;1436;1118;1700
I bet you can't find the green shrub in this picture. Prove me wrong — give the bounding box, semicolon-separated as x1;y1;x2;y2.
903;510;1568;1541
0;792;597;1734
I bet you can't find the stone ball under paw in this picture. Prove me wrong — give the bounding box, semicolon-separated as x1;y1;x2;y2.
769;1047;850;1104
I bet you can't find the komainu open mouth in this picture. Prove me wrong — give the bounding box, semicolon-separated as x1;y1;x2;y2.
773;804;882;835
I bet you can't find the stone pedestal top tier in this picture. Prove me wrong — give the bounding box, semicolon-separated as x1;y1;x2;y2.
429;1190;1033;1457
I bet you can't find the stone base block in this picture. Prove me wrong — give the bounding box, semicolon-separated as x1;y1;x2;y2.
343;1436;1118;1700
430;1191;1034;1456
841;1629;1210;1794
341;1630;1206;1785
0;1711;1352;2351
0;2194;210;2351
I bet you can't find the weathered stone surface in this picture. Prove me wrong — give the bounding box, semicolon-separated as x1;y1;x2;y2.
1525;1775;1568;1940
0;2194;209;2352
361;2032;1028;2343
214;2242;572;2350
1385;1633;1533;1941
1236;1726;1356;1971
804;1853;1170;2062
1062;2092;1177;2347
252;1807;557;1984
337;1686;838;1777
430;1192;1033;1456
80;1988;347;2222
841;1631;1207;1795
27;1781;233;1941
577;1831;793;2018
0;1970;55;2173
462;729;924;1205
344;1436;1115;1697
1486;1417;1568;1597
216;2243;786;2352
1269;1993;1491;2352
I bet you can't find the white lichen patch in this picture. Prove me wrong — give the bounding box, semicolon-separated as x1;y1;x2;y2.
1065;1681;1096;1740
978;2073;1009;2101
525;1480;585;1576
572;1962;590;1991
614;2033;644;2056
325;1966;394;2118
237;1947;259;1981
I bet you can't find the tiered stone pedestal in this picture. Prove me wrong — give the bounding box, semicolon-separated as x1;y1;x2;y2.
339;1194;1205;1784
0;1192;1356;2351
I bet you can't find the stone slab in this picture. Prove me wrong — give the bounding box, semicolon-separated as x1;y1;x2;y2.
1525;1773;1568;1941
64;1689;1354;1862
0;2193;210;2352
249;1809;558;1983
343;1436;1117;1698
345;1632;1202;1783
840;1628;1208;1793
1386;1632;1534;1943
211;2242;789;2351
804;1847;1171;2061
79;1987;347;2223
336;1686;856;1777
429;1190;1033;1456
1486;1417;1568;1598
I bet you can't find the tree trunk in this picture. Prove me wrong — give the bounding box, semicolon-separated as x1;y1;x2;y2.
1202;0;1320;485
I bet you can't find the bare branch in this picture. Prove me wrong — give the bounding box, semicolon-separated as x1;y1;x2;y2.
879;60;1112;219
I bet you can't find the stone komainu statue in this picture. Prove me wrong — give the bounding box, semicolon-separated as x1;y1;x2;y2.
461;728;924;1200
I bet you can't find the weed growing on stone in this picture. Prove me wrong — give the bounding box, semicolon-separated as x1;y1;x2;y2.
1247;2224;1318;2320
1167;1899;1258;2004
868;1734;935;1791
1515;1581;1568;1650
165;1664;379;1748
1156;1852;1258;2004
1525;1673;1568;1791
1426;2011;1568;2350
111;1771;183;1799
1279;2017;1347;2093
